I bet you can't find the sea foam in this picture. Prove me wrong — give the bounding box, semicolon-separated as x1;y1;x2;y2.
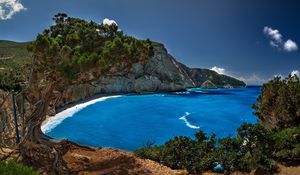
179;112;200;129
41;95;121;133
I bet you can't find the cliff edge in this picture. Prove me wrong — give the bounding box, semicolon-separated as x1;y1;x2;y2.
59;42;245;107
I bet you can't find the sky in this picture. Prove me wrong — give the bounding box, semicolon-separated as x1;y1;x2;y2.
0;0;299;84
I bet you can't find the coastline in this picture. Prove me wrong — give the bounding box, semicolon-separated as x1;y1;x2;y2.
41;94;122;133
42;86;249;134
54;90;186;113
42;89;188;133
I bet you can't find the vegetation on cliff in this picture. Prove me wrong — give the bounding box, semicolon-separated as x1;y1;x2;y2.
27;13;153;81
135;74;300;174
136;123;300;174
253;75;300;130
0;159;38;175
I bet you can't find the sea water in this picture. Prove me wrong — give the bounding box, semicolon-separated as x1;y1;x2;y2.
43;86;260;151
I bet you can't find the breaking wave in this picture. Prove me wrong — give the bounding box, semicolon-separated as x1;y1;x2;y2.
179;112;200;129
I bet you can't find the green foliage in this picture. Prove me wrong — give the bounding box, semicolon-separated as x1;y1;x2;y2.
134;143;165;163
235;123;275;172
29;13;154;81
135;131;222;174
217;136;242;172
162;136;195;170
135;124;279;174
253;75;300;129
0;159;38;175
272;127;300;161
135;124;300;174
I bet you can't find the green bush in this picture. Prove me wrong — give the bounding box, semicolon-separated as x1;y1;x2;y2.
135;124;279;174
272;127;300;161
253;75;300;129
0;160;38;175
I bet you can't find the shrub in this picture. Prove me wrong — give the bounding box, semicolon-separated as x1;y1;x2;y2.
272;127;300;161
135;124;278;174
0;159;38;175
253;75;300;129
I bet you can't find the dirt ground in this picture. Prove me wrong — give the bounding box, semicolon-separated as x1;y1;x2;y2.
63;142;187;175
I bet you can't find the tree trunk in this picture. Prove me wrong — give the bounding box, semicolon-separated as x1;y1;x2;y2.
18;82;70;174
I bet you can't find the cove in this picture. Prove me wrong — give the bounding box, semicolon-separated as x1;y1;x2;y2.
43;86;260;151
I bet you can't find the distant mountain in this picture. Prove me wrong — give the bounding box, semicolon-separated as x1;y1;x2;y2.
0;40;31;67
178;62;245;88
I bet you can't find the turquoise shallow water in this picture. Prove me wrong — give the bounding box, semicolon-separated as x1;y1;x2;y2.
45;86;260;151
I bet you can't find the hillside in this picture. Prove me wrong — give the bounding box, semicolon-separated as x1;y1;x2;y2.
0;40;31;90
0;40;31;69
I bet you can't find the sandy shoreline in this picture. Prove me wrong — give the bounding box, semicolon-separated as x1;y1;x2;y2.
41;90;184;133
41;94;122;133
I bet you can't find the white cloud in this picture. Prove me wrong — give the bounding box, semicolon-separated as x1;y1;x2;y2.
284;39;298;52
239;74;266;85
210;66;225;75
103;18;117;26
0;0;25;20
263;26;282;43
263;26;297;52
291;70;299;77
270;41;279;48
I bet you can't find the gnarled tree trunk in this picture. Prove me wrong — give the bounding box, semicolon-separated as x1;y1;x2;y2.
18;82;69;174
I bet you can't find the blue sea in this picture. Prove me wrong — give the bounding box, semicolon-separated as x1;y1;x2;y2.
44;86;260;151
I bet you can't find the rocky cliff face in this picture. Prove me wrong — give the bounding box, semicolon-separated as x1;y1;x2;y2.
58;43;245;107
95;43;195;93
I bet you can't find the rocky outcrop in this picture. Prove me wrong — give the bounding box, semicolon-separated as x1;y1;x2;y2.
201;80;217;89
58;43;245;107
96;43;195;93
58;43;194;106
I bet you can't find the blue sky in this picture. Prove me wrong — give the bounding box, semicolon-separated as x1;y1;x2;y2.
0;0;299;84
